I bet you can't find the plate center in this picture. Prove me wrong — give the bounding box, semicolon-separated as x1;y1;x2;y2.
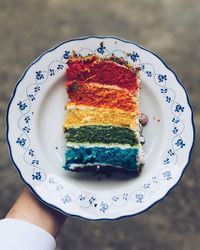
36;75;164;192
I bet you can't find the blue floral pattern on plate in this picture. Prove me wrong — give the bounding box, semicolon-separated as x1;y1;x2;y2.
6;36;194;220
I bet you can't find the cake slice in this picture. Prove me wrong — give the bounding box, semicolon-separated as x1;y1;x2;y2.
63;53;144;174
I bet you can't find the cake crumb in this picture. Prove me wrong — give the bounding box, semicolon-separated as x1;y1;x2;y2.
107;173;111;178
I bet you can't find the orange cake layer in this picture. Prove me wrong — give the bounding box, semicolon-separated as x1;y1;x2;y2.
67;82;138;112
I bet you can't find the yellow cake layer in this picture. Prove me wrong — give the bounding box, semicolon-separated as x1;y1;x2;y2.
64;104;139;130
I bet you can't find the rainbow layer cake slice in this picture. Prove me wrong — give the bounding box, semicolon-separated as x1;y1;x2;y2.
63;53;144;174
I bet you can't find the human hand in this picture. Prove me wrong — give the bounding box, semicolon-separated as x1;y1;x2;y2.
6;187;66;238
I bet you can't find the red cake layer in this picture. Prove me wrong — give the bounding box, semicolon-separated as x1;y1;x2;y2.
66;81;137;112
66;54;139;94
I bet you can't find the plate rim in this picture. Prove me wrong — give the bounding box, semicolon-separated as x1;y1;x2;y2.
6;35;195;220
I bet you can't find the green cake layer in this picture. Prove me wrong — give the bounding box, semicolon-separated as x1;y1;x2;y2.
64;146;140;170
65;125;139;146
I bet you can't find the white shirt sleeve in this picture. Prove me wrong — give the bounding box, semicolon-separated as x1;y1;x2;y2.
0;218;56;250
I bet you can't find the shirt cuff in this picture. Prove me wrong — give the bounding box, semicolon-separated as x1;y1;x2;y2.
0;218;56;250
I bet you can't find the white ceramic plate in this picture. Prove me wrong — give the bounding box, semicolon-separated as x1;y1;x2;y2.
7;36;194;220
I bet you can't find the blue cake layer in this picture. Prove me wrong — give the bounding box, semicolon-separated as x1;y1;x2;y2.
64;146;139;171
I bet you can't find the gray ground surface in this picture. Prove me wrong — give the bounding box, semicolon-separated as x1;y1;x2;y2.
0;0;199;249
